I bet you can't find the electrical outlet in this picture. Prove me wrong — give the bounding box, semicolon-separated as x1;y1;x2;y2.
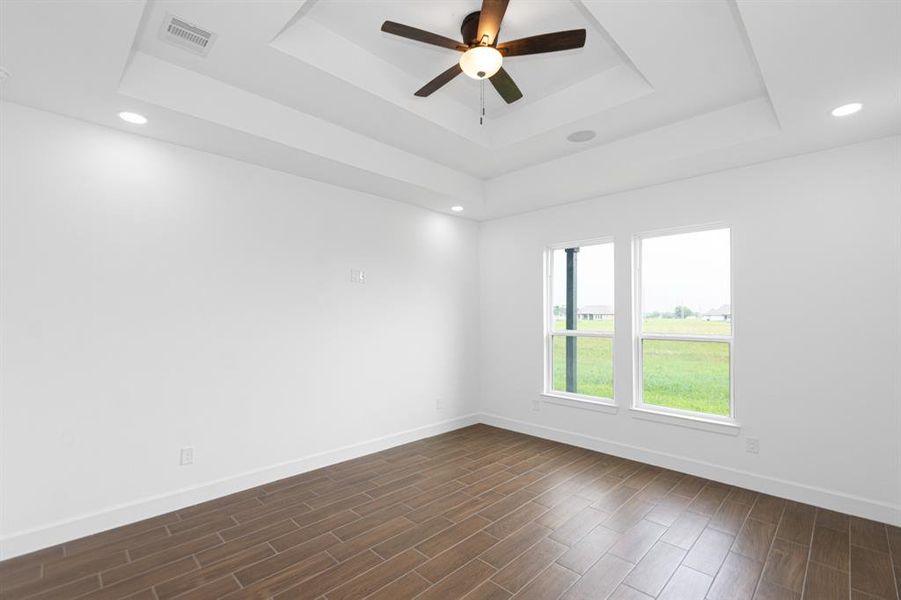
350;269;366;284
745;438;759;454
180;447;194;466
435;398;444;410
532;399;540;412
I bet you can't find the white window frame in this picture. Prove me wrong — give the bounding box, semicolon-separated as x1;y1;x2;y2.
632;224;737;425
543;237;616;408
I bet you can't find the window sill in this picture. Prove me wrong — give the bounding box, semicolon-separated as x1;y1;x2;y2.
540;393;619;414
629;407;741;436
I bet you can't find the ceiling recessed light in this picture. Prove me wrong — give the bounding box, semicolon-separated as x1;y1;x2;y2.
831;103;862;117
567;130;596;143
118;111;148;125
451;205;464;212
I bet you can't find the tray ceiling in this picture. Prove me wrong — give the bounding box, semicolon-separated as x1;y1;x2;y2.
277;0;627;120
1;0;898;220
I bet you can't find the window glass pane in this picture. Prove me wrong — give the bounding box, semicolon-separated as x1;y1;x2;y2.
552;335;613;399
642;339;730;416
551;243;614;331
641;229;730;335
576;244;615;331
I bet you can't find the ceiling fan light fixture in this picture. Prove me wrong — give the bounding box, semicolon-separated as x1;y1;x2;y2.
459;46;503;80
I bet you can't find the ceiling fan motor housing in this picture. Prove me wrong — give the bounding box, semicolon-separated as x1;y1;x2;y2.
461;11;494;46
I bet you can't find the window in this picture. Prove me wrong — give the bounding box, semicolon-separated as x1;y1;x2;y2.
545;241;615;402
636;226;733;420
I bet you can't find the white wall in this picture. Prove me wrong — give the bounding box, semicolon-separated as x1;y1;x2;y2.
2;102;899;561
479;136;901;525
0;102;480;557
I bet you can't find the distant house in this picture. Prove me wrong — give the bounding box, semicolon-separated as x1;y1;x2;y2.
578;304;614;320
703;304;731;321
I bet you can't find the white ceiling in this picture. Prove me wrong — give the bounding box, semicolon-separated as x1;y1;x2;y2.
295;0;624;115
1;0;899;220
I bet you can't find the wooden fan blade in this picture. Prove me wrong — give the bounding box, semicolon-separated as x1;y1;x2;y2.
415;64;463;97
489;67;522;103
497;29;586;57
381;21;467;51
477;0;509;45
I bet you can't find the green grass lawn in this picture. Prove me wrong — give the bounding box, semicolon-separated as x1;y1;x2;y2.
552;336;614;399
641;339;730;415
551;318;731;416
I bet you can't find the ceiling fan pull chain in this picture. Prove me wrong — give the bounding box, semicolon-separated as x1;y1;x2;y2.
480;79;485;126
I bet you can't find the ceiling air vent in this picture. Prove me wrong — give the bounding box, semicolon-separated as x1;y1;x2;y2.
159;13;216;56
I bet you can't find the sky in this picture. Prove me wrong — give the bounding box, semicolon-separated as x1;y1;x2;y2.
552;243;615;310
552;228;731;314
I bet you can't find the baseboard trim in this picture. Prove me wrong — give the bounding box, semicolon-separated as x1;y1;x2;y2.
4;411;897;560
0;414;479;560
479;412;901;527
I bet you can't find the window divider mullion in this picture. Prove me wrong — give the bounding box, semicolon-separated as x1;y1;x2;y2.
551;330;614;338
640;333;732;343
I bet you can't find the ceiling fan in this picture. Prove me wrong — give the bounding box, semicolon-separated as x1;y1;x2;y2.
381;0;586;104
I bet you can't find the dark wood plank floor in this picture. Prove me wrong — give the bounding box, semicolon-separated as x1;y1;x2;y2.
1;425;898;600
